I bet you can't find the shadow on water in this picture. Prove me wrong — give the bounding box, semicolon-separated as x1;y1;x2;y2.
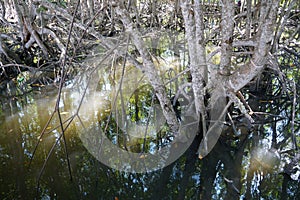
1;49;300;200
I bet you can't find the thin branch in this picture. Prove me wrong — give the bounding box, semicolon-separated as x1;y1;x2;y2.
291;80;298;150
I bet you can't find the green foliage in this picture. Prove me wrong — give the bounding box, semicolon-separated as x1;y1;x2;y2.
46;0;67;8
37;5;48;13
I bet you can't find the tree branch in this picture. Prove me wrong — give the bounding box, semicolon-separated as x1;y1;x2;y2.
114;2;180;134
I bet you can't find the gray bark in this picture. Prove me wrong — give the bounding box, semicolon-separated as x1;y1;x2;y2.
181;0;280;158
181;0;208;146
219;0;235;75
228;0;279;92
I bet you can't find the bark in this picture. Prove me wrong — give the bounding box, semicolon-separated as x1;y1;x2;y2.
184;0;280;159
180;1;209;155
227;0;279;92
181;0;208;120
197;0;235;159
219;0;235;75
0;0;5;21
245;0;252;38
272;0;297;52
87;0;94;17
179;1;230;158
12;0;27;44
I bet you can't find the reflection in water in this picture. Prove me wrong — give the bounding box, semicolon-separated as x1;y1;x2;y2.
251;147;281;172
1;54;300;199
76;54;198;173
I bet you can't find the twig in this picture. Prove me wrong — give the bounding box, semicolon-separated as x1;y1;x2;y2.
228;91;254;124
291;80;298;150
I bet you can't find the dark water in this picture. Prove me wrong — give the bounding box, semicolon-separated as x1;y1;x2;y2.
1;56;300;200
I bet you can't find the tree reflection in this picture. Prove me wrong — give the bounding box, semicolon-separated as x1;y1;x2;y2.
0;32;300;200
